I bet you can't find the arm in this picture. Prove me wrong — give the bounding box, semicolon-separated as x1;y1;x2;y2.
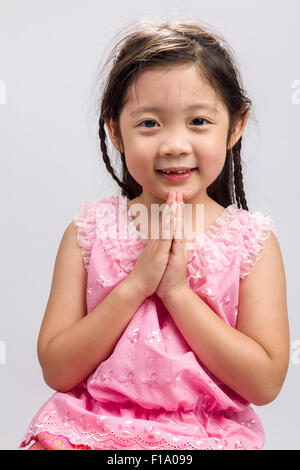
161;232;290;406
38;220;146;393
42;275;145;393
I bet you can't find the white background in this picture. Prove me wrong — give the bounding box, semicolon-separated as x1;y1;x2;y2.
0;0;299;450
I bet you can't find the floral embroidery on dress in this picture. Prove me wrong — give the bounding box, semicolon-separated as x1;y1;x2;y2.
126;328;140;343
97;274;113;287
165;372;182;387
19;195;273;451
145;330;161;344
140;372;160;387
117;370;135;387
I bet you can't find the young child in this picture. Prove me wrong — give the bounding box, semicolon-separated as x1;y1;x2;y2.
19;18;289;450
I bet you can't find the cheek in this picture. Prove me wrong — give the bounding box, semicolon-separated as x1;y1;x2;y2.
125;137;152;160
125;150;150;183
125;140;154;168
196;146;227;185
197;148;226;171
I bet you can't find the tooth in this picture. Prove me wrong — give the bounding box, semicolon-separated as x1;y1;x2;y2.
163;169;190;174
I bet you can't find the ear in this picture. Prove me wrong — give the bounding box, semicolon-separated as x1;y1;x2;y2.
227;108;249;150
105;118;124;153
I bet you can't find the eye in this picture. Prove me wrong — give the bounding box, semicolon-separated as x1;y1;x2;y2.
137;117;210;128
191;117;209;126
138;119;158;128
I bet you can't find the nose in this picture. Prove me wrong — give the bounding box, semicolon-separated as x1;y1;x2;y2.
159;131;192;157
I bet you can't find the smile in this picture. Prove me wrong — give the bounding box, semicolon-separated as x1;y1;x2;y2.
156;168;197;182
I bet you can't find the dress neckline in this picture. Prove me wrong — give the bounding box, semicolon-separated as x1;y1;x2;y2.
124;195;239;245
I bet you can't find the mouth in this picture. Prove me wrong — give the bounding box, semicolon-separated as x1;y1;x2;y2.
155;167;197;182
155;167;197;175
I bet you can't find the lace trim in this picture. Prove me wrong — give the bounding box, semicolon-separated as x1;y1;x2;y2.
19;419;237;450
95;196;245;281
185;204;245;284
240;212;279;280
75;196;278;282
74;201;97;271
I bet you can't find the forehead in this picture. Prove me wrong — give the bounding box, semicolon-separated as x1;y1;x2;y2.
123;63;225;115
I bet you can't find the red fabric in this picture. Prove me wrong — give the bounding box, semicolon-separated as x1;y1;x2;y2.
27;432;91;450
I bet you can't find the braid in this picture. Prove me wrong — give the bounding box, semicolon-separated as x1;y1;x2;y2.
206;151;233;208
99;117;143;200
232;139;248;211
119;152;143;199
228;149;235;205
98;117;127;192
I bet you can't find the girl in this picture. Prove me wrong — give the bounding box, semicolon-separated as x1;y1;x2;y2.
19;18;289;450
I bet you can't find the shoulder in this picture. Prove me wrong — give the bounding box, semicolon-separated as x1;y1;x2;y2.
240;229;283;283
236;206;279;280
236;205;282;279
74;195;121;227
205;201;280;280
238;223;286;309
73;195;122;269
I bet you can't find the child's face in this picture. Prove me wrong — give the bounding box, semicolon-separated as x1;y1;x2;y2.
107;62;247;204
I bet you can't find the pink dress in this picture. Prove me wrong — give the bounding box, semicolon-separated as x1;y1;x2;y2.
19;195;278;450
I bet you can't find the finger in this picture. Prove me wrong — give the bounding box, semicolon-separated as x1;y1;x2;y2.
163;191;175;234
162;199;176;241
168;191;176;205
167;202;177;238
151;192;171;242
174;201;184;240
173;202;188;261
176;192;183;204
175;193;184;238
165;192;177;228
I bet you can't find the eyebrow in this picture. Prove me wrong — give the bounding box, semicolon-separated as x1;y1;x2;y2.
130;103;218;117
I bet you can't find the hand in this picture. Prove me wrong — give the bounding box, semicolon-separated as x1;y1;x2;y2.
156;192;189;302
127;191;177;300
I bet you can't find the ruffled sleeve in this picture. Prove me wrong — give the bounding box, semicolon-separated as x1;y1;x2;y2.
240;210;279;280
74;201;98;272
